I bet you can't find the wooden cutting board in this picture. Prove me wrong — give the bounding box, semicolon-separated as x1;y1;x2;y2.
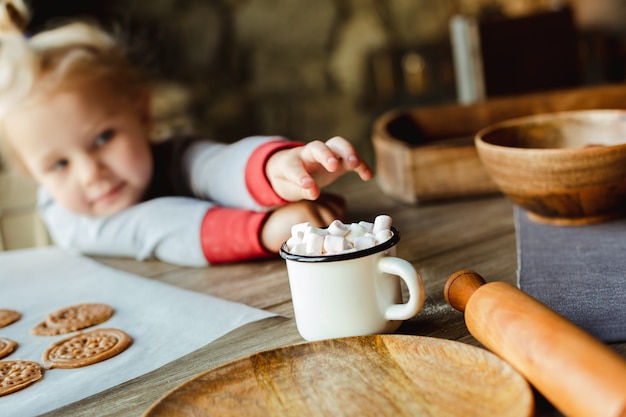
144;335;533;417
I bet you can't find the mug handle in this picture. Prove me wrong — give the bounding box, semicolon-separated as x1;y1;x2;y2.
377;257;425;320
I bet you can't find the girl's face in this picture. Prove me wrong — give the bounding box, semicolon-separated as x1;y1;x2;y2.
4;82;153;217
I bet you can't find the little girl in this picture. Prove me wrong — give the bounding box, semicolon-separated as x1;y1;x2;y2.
0;1;372;266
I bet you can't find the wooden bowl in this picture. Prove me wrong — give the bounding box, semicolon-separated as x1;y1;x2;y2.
475;109;626;225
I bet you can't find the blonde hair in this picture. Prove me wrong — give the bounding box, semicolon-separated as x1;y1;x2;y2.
0;0;145;169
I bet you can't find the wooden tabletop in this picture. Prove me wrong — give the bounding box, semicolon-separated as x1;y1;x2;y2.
40;177;626;417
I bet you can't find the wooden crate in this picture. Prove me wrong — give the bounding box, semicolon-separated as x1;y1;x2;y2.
372;84;626;204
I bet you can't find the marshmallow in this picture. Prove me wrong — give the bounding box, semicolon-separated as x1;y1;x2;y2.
291;222;312;236
324;235;350;253
373;215;393;234
304;232;324;255
344;223;367;244
354;236;376;250
358;221;374;233
327;219;350;236
375;229;393;245
286;231;303;250
290;242;307;255
336;247;358;255
304;225;328;237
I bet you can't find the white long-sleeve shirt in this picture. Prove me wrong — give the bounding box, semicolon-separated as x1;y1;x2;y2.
38;135;298;267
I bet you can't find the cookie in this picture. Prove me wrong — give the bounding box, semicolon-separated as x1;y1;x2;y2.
0;338;17;360
0;360;44;397
43;328;132;369
31;303;114;336
0;309;21;328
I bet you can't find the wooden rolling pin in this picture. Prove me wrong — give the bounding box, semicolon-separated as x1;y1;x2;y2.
444;269;626;417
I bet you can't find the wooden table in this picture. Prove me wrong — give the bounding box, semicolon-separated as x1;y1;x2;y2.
41;177;626;417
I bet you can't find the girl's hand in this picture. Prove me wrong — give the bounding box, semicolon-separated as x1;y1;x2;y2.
265;136;373;201
260;194;346;253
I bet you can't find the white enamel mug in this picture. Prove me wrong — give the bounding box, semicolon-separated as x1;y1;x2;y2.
279;227;424;341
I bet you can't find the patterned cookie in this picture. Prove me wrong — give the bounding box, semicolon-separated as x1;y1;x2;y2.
43;328;132;369
31;303;114;336
0;360;44;397
0;338;17;360
0;309;21;328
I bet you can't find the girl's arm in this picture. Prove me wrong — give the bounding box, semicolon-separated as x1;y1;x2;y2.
183;135;300;210
38;191;275;267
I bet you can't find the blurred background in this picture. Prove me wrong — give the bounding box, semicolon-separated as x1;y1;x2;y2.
25;0;626;156
3;0;626;250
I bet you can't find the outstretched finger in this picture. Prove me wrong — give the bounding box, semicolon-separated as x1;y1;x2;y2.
351;160;374;181
325;137;373;180
300;140;342;172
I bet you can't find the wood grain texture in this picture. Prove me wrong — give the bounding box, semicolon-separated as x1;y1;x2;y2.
144;335;532;417
446;271;626;417
475;109;626;225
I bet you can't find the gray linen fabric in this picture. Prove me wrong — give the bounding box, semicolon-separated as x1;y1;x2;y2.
515;207;626;342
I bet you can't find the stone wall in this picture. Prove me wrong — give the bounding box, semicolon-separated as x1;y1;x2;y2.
28;0;626;163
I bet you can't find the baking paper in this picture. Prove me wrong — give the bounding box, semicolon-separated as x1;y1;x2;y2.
0;247;276;416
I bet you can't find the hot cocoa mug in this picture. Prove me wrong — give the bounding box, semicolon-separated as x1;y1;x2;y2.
279;227;424;341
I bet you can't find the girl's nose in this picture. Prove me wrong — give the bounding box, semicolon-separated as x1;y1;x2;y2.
76;155;102;185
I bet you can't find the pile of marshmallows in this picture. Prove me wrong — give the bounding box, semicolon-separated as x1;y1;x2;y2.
285;215;394;256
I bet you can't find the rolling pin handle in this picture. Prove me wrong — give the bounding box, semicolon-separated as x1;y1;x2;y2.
444;269;626;417
444;269;487;313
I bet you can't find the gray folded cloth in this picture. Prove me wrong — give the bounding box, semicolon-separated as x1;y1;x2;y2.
515;207;626;343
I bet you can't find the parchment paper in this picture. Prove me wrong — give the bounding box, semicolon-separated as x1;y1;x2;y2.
0;247;276;416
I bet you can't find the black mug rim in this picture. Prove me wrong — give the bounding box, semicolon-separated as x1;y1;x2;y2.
279;226;400;263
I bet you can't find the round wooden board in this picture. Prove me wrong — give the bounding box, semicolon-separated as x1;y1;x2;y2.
144;335;533;417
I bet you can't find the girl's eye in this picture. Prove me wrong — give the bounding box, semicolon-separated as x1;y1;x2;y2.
52;159;68;171
95;129;115;146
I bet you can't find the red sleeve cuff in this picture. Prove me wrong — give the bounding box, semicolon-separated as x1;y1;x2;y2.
201;206;274;264
245;140;304;206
